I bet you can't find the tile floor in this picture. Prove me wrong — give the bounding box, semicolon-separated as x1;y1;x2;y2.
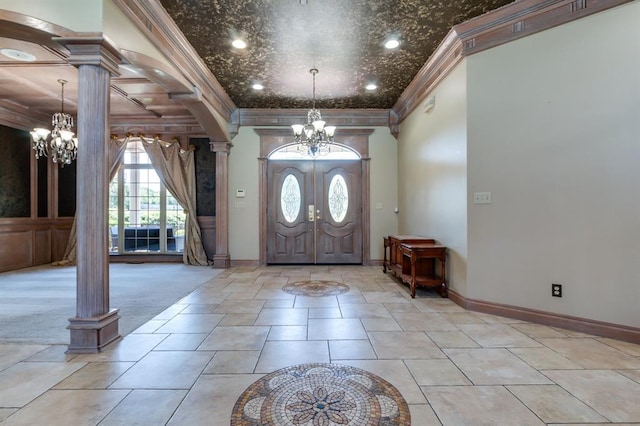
1;265;639;425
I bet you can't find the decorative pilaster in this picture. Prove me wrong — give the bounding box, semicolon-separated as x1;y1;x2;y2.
55;37;122;353
210;140;232;268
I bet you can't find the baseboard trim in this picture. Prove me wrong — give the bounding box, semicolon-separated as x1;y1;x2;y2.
448;290;640;344
230;259;261;268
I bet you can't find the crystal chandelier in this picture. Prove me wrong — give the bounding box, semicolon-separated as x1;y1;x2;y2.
30;79;77;167
291;68;336;156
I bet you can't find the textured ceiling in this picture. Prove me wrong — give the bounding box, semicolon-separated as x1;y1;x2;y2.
160;0;514;109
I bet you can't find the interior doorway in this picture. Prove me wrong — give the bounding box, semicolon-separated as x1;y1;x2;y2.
267;159;363;264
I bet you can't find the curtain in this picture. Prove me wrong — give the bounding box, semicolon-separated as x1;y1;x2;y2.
140;137;208;266
53;136;129;266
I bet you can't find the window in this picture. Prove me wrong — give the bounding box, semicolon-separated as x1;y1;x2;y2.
109;140;186;254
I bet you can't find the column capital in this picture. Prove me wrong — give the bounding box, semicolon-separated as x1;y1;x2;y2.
53;35;122;76
210;141;233;153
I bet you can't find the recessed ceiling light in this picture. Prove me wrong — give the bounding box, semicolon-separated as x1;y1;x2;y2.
252;83;264;90
384;39;400;49
365;83;377;91
0;48;36;62
232;39;247;49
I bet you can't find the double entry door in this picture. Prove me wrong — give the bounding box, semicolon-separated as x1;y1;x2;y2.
267;159;362;264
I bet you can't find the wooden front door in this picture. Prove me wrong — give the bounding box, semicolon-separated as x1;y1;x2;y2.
267;160;362;264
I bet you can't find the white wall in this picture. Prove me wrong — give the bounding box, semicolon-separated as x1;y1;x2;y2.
397;63;469;295
467;2;640;327
228;126;398;262
0;0;103;31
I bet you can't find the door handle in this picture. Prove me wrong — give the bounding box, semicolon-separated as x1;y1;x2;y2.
316;209;321;221
308;205;315;222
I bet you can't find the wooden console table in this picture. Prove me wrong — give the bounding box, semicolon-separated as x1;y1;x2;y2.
383;235;447;298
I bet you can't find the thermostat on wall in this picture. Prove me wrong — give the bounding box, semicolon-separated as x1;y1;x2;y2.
236;189;245;198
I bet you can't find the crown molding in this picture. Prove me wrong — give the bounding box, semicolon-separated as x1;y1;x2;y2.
393;0;633;123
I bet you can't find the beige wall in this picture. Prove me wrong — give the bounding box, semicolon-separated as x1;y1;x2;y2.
0;0;103;31
397;63;469;295
466;2;640;327
228;126;398;262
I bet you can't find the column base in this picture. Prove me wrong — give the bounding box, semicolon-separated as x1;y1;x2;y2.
67;309;121;354
212;254;231;268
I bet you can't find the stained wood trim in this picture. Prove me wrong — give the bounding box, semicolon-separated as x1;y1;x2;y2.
392;0;633;123
448;289;640;344
239;108;392;128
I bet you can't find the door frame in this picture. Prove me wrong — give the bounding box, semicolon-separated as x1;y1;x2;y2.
256;128;374;266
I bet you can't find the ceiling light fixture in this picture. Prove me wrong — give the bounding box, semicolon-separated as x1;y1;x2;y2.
232;39;247;49
384;39;400;49
365;83;377;91
252;83;264;90
30;79;77;167
291;68;336;157
0;48;36;62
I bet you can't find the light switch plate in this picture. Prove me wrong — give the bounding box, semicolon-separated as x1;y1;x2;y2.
473;192;492;204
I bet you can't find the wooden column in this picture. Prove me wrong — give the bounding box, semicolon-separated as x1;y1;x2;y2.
56;37;122;353
210;141;232;268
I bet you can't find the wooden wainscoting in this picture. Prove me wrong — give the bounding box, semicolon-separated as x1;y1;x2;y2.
0;217;73;272
198;216;216;262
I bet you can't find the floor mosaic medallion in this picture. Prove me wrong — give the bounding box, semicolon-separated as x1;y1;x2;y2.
231;363;411;425
282;280;350;297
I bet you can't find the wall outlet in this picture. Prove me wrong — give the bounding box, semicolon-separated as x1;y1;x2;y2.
552;283;562;297
473;192;492;204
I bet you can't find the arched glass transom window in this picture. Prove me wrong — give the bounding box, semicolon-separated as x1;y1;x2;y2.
269;143;359;160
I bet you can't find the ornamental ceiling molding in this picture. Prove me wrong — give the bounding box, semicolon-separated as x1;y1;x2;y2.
392;0;633;123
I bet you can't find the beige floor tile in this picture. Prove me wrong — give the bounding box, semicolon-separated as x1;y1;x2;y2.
199;326;270;351
1;389;129;426
408;404;442;426
597;337;640;356
545;369;640;422
54;362;134;389
213;299;265;314
405;359;471;385
426;331;480;348
368;331;445;359
254;288;295;300
618;369;640;384
168;374;263;425
0;408;17;422
0;361;86;407
99;389;188;426
110;351;213;389
262;298;295;308
362;291;410;304
458;324;541;347
392;312;458;332
73;334;168;363
425;386;545;425
203;351;260;374
23;345;78;363
507;384;608;424
511;323;569;338
444;348;552;385
218;313;259;325
339;359;427;404
179;289;229;305
267;325;308;340
329;340;377;360
308;307;342;318
152;303;189;320
361;317;403;332
0;344;50;371
154;313;224;334
337;293;366;304
308;318;368;340
153;333;208;351
340;303;392;318
226;290;260;300
131;319;166;333
255;341;329;373
180;303;220;314
509;347;582;370
412;298;466;313
221;281;260;293
384;303;420;313
254;308;309;326
439;312;487;325
293;295;339;308
539;338;640;369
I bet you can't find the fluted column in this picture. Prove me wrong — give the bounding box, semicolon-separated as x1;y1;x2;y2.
56;37;122;353
210;141;232;268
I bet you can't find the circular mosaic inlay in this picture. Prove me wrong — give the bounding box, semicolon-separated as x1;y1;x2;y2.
282;280;350;297
231;363;411;425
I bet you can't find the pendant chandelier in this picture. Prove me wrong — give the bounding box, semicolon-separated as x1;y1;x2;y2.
30;79;77;167
291;68;336;156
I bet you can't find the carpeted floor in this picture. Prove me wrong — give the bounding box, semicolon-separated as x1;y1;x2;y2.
0;263;222;345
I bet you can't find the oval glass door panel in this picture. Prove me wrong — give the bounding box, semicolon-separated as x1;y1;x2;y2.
281;174;301;223
328;174;348;223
